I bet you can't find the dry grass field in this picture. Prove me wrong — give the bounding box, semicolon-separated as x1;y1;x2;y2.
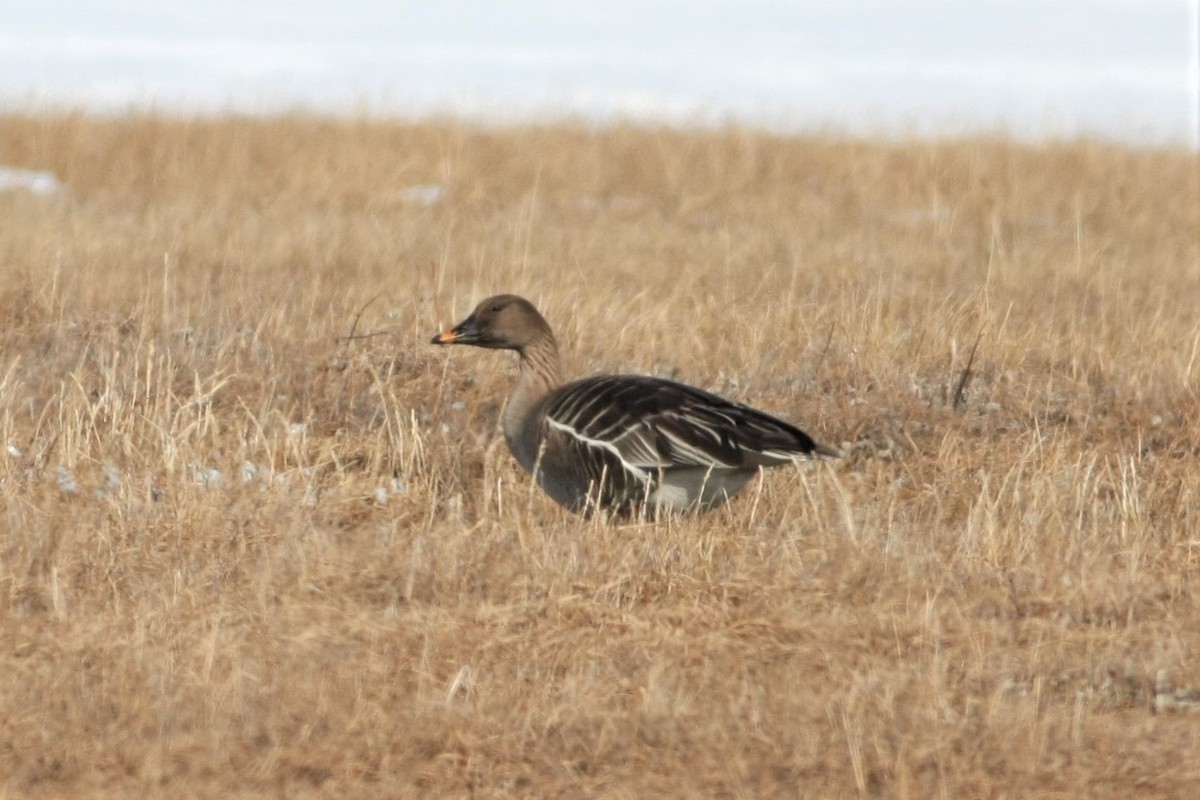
0;111;1198;798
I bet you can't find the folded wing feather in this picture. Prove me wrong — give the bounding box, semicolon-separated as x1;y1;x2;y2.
542;374;822;481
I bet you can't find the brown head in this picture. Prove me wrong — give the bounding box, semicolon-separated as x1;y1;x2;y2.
430;294;554;352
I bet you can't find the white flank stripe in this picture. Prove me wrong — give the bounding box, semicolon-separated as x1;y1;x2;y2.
546;417;652;484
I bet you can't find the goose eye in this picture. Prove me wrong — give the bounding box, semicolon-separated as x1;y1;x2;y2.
490;303;504;313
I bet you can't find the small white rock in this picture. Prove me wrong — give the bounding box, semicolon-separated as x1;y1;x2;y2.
101;463;121;495
191;465;224;489
55;465;79;495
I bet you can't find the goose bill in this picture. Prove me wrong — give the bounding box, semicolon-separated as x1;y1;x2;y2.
431;315;483;345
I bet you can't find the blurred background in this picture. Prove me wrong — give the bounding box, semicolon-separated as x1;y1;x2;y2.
2;0;1196;145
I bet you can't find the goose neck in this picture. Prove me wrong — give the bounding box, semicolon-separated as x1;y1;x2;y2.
502;336;562;445
517;336;562;391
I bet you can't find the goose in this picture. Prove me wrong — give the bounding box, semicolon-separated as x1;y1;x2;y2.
431;294;837;515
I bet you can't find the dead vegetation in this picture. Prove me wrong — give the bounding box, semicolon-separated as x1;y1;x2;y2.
0;111;1198;798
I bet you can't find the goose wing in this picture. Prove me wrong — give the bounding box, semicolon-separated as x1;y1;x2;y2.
541;374;830;483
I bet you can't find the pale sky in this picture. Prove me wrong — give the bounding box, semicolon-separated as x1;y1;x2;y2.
2;1;1195;143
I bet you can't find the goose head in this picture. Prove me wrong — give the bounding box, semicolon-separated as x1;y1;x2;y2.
431;294;553;352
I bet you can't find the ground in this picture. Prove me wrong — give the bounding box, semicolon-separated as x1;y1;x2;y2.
0;113;1198;798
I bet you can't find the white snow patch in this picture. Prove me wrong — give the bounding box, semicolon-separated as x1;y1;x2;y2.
397;184;444;206
0;166;63;196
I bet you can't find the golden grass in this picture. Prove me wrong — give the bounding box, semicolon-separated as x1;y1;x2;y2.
0;111;1198;798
